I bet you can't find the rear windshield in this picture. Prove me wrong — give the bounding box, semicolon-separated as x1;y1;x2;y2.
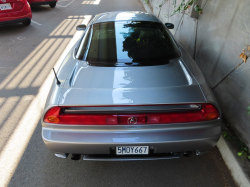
76;21;180;66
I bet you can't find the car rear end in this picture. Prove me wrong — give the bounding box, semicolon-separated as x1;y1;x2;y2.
0;0;32;26
41;12;222;161
42;58;222;161
42;103;222;161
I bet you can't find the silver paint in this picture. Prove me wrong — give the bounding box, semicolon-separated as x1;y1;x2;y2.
57;59;205;106
41;11;222;159
42;120;221;154
93;11;160;24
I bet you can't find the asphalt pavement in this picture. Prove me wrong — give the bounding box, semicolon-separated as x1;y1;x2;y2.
0;0;237;186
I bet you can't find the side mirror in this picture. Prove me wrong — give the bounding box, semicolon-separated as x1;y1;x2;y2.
76;24;87;31
165;23;174;29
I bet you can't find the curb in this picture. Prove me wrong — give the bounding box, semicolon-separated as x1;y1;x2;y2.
139;0;250;186
217;136;250;187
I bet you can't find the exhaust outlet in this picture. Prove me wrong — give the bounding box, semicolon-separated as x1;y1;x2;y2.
71;154;81;160
195;149;210;155
55;153;68;158
183;151;191;157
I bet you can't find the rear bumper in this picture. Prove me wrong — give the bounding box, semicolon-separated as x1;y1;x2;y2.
29;0;57;5
0;17;30;26
0;3;32;24
42;120;222;155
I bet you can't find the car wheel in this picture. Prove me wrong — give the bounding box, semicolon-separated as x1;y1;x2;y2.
22;18;31;26
49;2;56;8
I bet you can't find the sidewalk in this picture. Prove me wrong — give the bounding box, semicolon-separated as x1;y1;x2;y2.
217;125;250;187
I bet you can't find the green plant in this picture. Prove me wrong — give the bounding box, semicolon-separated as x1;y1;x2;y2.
145;0;149;4
158;0;203;17
223;132;250;160
247;105;250;115
194;4;202;13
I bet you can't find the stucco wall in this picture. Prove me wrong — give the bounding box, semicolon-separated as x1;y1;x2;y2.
150;0;250;147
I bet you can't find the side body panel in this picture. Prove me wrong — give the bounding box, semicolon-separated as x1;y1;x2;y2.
43;43;77;113
179;46;221;111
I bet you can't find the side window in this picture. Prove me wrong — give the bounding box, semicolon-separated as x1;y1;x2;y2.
75;26;92;60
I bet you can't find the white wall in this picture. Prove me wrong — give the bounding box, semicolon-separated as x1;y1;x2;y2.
150;0;250;147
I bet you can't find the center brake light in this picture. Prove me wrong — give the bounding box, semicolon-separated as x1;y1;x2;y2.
43;104;220;125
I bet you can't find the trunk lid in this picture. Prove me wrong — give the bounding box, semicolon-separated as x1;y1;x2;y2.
0;0;24;13
58;59;205;106
0;0;16;4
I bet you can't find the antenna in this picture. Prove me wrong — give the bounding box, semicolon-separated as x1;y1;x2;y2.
52;68;61;85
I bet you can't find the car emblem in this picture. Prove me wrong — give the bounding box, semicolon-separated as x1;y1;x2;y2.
1;0;6;2
127;117;137;124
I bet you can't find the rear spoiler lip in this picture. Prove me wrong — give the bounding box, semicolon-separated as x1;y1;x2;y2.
63;104;202;114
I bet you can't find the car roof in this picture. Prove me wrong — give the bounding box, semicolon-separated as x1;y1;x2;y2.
93;11;161;24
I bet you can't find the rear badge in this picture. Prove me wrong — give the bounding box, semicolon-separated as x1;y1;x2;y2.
1;0;6;2
127;117;137;124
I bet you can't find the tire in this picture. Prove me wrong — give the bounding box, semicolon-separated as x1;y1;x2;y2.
49;2;56;8
22;18;31;26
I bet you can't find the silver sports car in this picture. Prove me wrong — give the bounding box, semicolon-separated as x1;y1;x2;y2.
42;11;222;161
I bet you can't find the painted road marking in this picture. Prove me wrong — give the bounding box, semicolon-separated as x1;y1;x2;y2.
57;0;74;7
31;20;42;26
0;15;92;186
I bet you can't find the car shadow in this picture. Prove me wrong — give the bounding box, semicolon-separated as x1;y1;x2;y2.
31;5;53;13
0;24;31;32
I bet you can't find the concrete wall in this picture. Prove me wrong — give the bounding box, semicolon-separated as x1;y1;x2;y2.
150;0;250;147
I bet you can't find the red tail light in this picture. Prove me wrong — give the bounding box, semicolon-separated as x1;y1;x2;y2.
147;104;219;124
43;104;220;125
15;2;24;11
15;0;26;11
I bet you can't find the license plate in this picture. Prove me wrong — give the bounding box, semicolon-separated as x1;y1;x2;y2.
116;146;149;155
0;3;12;10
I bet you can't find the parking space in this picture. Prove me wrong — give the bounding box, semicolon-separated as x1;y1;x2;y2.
0;0;237;186
57;0;75;7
